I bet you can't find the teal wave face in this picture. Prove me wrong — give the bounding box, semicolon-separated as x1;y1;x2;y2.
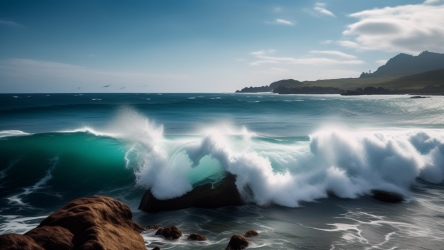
0;132;136;212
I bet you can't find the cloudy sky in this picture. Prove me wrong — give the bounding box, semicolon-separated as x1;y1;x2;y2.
1;0;443;93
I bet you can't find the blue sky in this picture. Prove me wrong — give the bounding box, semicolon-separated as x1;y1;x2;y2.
1;0;443;93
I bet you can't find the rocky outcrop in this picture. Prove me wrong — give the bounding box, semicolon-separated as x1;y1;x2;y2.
245;230;258;237
225;234;249;250
372;190;404;203
0;196;145;250
25;226;74;250
0;234;45;250
274;86;346;94
139;173;244;212
155;226;182;240
188;233;207;241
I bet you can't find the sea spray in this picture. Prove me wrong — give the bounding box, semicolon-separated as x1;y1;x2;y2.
106;106;193;199
107;108;444;206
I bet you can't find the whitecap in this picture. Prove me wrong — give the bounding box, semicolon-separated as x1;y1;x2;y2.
0;130;31;138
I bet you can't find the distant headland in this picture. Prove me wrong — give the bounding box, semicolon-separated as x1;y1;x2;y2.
235;51;444;95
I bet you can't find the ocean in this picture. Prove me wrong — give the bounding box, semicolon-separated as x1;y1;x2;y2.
1;93;443;249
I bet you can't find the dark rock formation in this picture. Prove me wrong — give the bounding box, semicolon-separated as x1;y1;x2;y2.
274;86;346;94
342;86;393;95
236;79;303;93
236;85;273;93
0;196;146;250
155;226;182;240
360;51;444;78
410;95;429;99
188;233;207;241
245;229;258;237
0;234;45;250
25;226;74;250
139;173;244;213
153;247;161;250
372;190;404;203
225;234;249;250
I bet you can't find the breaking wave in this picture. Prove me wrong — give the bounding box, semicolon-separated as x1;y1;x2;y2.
102;107;444;206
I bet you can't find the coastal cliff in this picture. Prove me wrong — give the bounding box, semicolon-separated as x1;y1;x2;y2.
236;51;444;95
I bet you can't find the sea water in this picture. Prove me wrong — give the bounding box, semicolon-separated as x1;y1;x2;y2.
1;93;443;249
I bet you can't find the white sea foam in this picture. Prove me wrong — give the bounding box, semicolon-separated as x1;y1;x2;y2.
0;215;48;235
0;130;31;138
96;108;444;205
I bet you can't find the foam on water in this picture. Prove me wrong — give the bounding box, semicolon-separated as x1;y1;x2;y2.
99;107;444;206
0;130;31;138
0;215;48;235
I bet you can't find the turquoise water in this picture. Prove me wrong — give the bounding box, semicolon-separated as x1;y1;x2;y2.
1;93;444;249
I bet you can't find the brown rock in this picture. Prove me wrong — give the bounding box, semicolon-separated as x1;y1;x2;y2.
226;234;249;250
0;234;44;250
188;233;207;241
154;227;164;235
245;229;258;237
155;226;182;240
41;196;145;250
139;173;244;212
25;226;74;250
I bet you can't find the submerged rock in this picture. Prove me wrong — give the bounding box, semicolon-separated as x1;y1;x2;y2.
155;226;182;240
226;234;249;250
188;233;207;241
410;95;429;98
245;229;259;237
139;173;244;212
0;196;146;250
372;190;404;203
152;247;161;250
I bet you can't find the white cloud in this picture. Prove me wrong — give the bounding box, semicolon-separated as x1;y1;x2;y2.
250;49;276;56
322;40;333;44
253;67;291;75
249;50;364;66
336;40;370;50
341;2;444;53
0;19;22;27
309;50;357;59
265;19;295;26
275;19;294;26
314;3;335;17
424;0;441;5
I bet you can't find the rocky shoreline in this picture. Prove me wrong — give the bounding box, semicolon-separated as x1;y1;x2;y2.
0;196;146;250
0;175;405;250
0;195;259;250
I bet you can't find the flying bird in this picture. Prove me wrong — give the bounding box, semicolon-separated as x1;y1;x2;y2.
103;84;111;88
